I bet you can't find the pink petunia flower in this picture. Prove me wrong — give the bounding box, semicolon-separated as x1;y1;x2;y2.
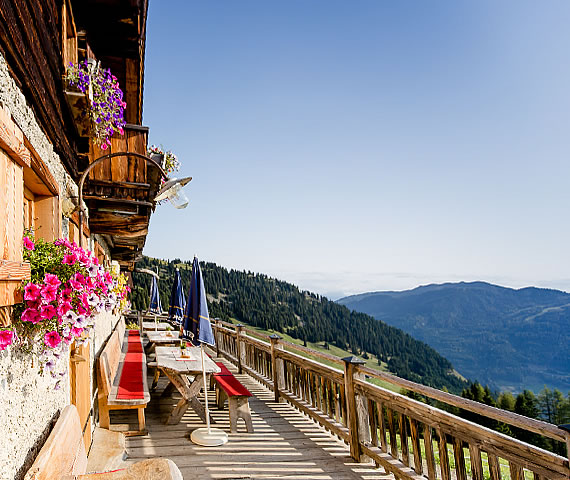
71;327;83;338
0;330;15;350
62;253;77;265
44;273;61;289
24;283;41;301
21;308;41;324
40;304;57;321
60;287;73;302
40;285;58;304
57;302;72;317
44;330;62;349
22;237;35;250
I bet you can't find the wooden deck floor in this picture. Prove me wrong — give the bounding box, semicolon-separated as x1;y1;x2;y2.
119;357;391;480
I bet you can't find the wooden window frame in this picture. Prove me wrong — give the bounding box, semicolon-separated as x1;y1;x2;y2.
0;106;61;312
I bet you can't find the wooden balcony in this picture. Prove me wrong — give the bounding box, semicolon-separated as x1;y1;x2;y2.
84;124;162;270
116;316;569;480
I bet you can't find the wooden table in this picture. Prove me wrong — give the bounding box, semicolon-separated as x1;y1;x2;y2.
142;321;171;331
154;346;220;425
146;330;181;346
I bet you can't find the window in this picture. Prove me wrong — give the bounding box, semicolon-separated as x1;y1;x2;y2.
0;106;60;311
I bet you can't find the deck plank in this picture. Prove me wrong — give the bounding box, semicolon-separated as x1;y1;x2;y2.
123;357;391;479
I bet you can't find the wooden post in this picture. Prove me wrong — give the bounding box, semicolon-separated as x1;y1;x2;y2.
137;310;142;332
270;334;284;403
236;324;245;374
343;355;367;462
558;426;570;474
214;318;221;357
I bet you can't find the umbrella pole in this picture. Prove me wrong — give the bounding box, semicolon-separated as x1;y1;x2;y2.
190;343;228;446
200;343;211;433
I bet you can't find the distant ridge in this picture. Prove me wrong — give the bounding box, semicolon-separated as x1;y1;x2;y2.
338;281;570;392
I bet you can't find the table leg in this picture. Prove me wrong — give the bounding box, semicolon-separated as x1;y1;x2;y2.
162;370;216;425
160;380;177;398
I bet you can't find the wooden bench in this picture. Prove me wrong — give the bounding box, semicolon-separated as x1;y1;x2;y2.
24;404;181;480
212;362;254;433
97;319;150;436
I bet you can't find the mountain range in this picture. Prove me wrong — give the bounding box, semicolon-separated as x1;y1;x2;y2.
338;281;570;392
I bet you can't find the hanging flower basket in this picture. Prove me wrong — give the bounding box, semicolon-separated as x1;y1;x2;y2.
148;145;180;177
64;60;127;150
0;234;130;388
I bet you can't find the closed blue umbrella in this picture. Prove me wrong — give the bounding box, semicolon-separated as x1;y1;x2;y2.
184;256;226;447
149;275;162;314
168;268;186;324
183;257;215;345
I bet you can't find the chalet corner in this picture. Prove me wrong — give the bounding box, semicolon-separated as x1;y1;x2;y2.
0;1;162;478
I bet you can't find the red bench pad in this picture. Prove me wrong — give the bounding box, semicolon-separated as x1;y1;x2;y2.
127;330;143;353
117;330;145;400
214;362;234;377
117;353;144;399
214;373;252;397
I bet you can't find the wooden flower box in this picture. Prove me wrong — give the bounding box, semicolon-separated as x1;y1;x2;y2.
64;86;92;138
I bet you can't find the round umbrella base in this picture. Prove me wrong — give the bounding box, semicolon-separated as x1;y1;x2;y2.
190;427;228;446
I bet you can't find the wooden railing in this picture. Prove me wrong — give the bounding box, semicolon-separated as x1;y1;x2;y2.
210;319;570;480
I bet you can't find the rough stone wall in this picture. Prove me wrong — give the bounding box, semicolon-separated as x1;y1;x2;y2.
0;51;121;480
0;346;69;480
0;311;120;480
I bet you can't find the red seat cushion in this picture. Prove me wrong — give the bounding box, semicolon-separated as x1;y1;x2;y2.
214;362;233;377
126;330;142;353
117;352;144;399
214;373;252;397
117;331;145;400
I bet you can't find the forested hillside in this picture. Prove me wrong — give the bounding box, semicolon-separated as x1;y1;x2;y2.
131;256;467;392
338;282;570;392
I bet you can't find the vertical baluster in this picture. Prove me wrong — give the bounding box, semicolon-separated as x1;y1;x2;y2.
487;453;502;480
452;437;467;480
437;429;451;480
409;419;423;474
335;383;342;423
509;462;523;480
236;324;244;373
328;379;335;419
315;375;322;412
368;399;378;447
386;407;398;458
377;402;387;453
399;413;409;466
423;424;436;480
469;444;483;480
340;383;347;426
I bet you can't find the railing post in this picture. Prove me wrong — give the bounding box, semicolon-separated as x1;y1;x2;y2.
236;324;245;374
270;334;284;403
343;355;370;462
558;424;570;468
214;318;221;357
137;310;142;332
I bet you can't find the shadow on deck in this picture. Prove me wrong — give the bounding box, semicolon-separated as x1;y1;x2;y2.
116;356;390;480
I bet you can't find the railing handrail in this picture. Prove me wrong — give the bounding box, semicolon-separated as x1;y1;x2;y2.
211;319;569;480
217;319;566;443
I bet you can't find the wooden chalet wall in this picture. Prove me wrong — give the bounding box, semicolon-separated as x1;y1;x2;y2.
0;0;85;177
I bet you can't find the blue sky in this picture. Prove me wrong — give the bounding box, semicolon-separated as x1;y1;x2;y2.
142;1;570;299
